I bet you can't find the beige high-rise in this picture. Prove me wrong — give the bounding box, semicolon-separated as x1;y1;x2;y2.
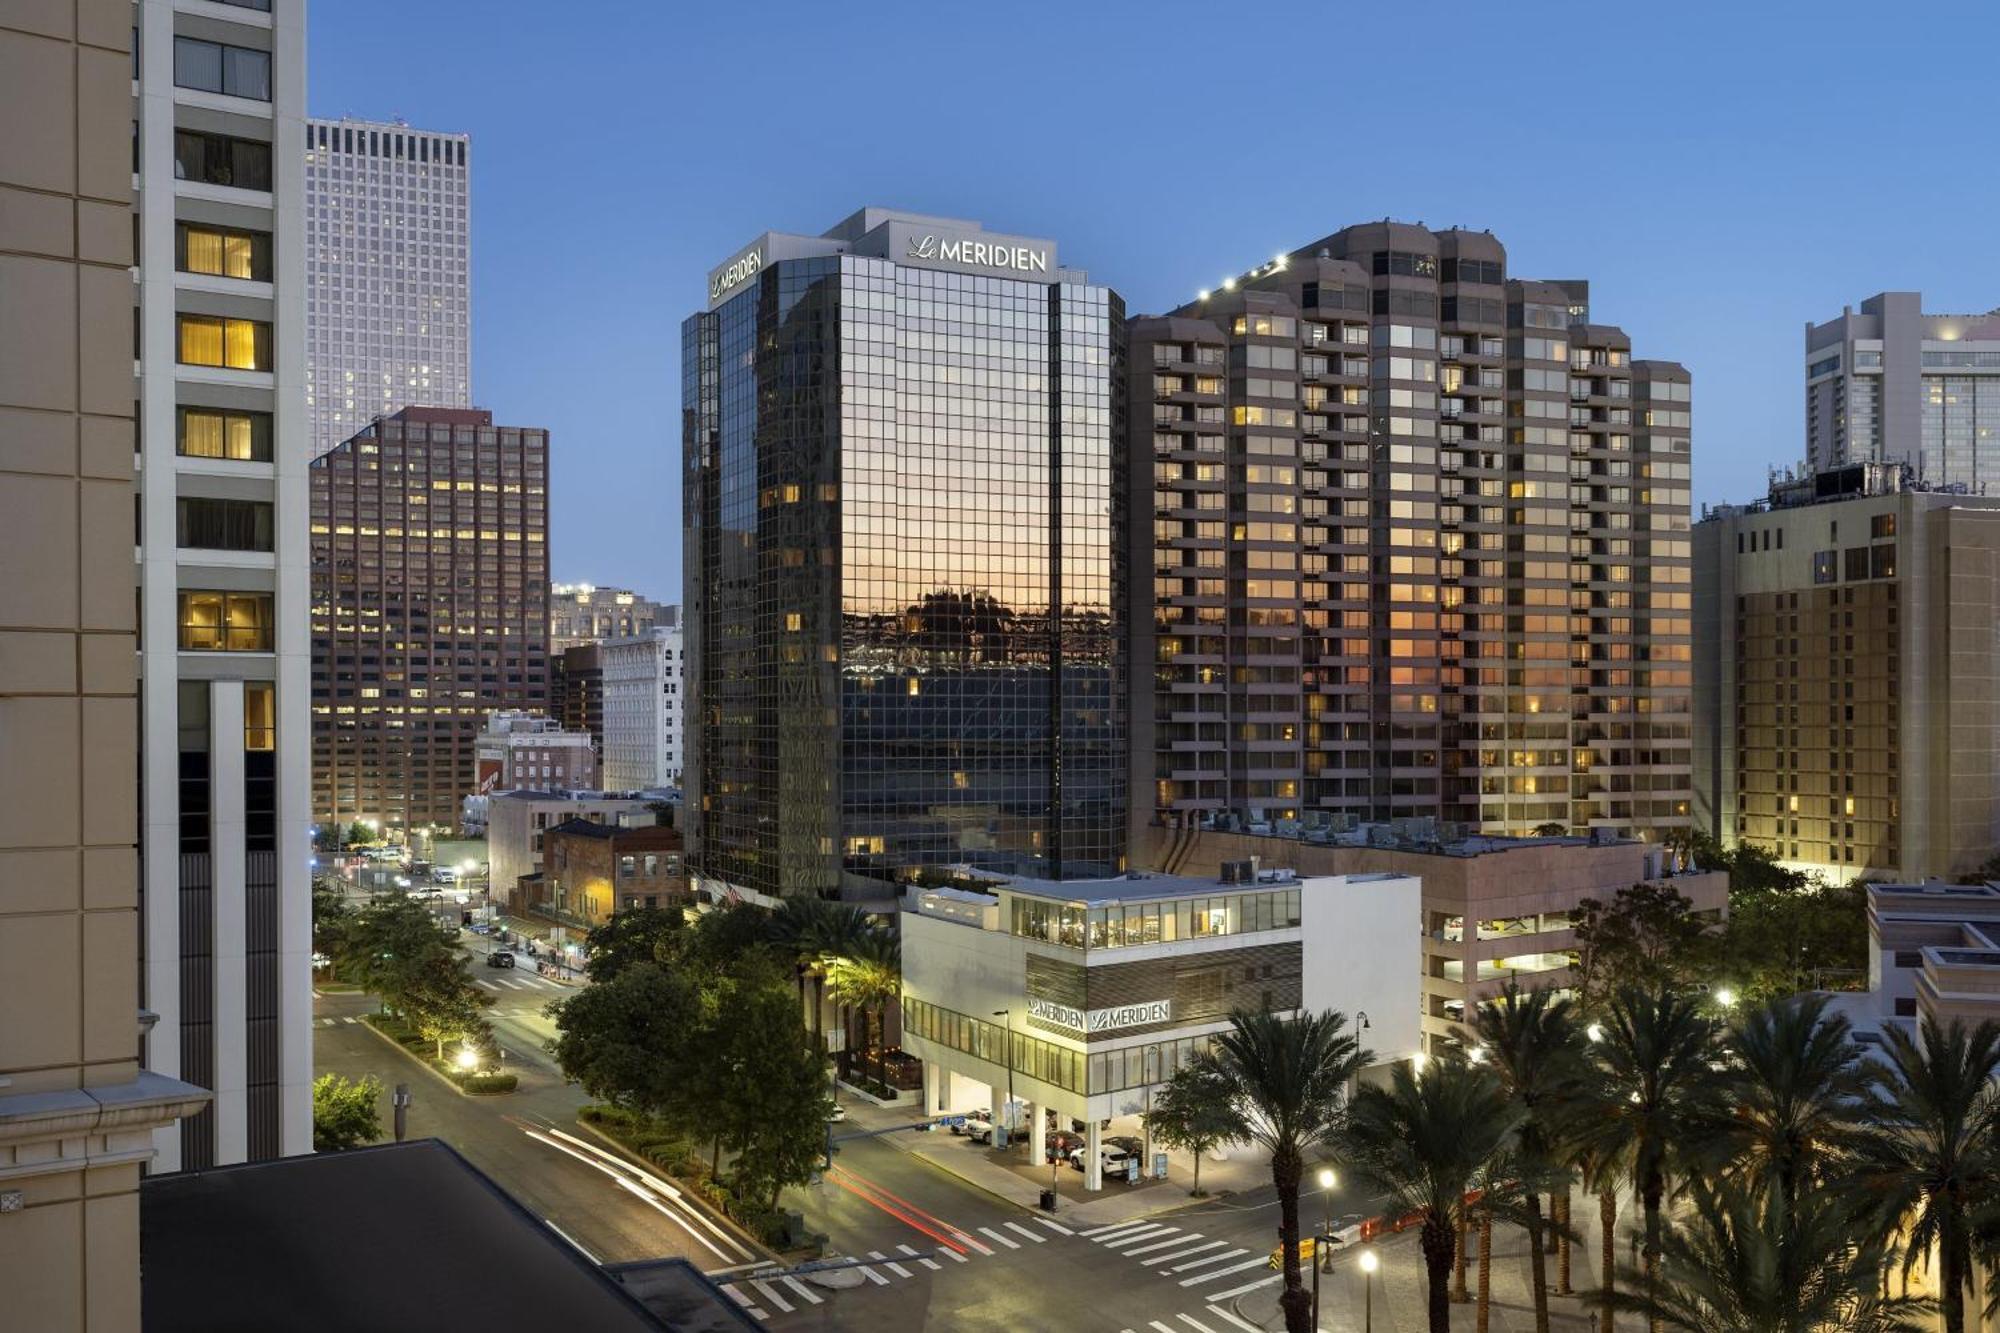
0;2;208;1329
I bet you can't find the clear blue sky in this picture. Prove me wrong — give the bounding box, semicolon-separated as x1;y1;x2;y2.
309;1;2000;604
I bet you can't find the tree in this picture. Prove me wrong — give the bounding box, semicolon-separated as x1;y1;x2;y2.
1342;1055;1518;1333
1850;1016;2000;1333
1715;873;1867;1000
821;929;900;1092
402;948;493;1060
1717;992;1866;1206
1143;1060;1247;1197
582;904;688;983
1569;985;1725;1333
1474;982;1587;1333
1207;1010;1369;1333
706;970;833;1208
312;880;353;963
1532;821;1569;837
1570;883;1713;1013
335;894;455;1012
312;1073;383;1152
548;961;707;1124
1597;1178;1931;1333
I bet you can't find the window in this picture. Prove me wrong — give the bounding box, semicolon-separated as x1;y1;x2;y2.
173;37;271;100
244;684;275;751
177;315;271;370
176;223;270;281
173;130;271;190
177;497;273;551
178;407;272;461
178;591;273;652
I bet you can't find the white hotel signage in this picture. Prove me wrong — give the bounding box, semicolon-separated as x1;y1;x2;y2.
1028;998;1172;1034
708;244;764;302
905;232;1050;275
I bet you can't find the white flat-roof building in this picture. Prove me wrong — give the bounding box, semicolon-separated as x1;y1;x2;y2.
899;863;1420;1189
601;627;684;790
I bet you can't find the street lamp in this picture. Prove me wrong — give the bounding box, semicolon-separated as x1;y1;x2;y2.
1311;1165;1339;1329
454;1047;480;1073
991;1009;1014;1151
1714;984;1739;1010
1359;1247;1380;1333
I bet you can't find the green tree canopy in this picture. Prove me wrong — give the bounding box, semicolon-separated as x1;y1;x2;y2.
548;961;709;1122
582;904;689;983
1570;882;1713;1012
1143;1060;1247;1197
313;1073;383;1152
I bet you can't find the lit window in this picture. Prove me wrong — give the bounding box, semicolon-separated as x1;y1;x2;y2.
177;408;272;461
177;315;271;371
177;591;273;652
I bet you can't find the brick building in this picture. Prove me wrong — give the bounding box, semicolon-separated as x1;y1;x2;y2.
524;819;687;926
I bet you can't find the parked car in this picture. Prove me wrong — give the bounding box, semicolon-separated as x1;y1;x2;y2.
485;950;516;969
825;1103;847;1123
959;1114;996;1145
1068;1138;1142;1179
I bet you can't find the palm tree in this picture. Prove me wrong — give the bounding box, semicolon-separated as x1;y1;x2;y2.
1343;1055;1519;1333
821;928;901;1092
1718;992;1867;1205
769;895;830;1019
1596;1177;1932;1332
1206;1009;1369;1333
1568;984;1725;1333
1475;982;1587;1333
1850;1015;2000;1333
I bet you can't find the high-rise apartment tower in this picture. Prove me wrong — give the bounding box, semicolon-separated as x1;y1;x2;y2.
1129;223;1693;845
137;0;314;1170
310;407;550;833
304;117;470;454
684;209;1124;901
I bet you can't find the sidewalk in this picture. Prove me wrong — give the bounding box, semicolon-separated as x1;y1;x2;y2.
841;1096;1273;1230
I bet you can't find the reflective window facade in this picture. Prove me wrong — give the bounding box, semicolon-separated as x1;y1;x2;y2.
685;234;1126;899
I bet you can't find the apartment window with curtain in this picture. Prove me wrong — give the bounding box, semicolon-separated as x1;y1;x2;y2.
177;315;271;371
244;684;276;750
178;591;274;652
177;223;271;282
176;497;274;552
178;407;273;461
172;37;271;101
173;130;271;190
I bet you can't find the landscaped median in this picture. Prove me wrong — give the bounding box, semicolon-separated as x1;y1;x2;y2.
578;1104;820;1258
361;1012;518;1096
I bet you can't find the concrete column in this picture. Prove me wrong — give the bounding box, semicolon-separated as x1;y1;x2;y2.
990;1083;1007;1147
923;1059;942;1114
210;681;247;1164
1028;1101;1046;1166
1084;1119;1103;1191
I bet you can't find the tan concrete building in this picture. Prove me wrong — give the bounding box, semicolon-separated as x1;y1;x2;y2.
1695;463;2000;882
1862;882;2000;1033
0;2;210;1326
1132;823;1726;1052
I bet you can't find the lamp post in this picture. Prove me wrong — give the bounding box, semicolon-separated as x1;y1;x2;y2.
1311;1166;1337;1331
1359;1247;1379;1333
992;1009;1014;1151
1318;1167;1338;1269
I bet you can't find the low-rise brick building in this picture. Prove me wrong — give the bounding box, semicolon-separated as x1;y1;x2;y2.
524;819;687;926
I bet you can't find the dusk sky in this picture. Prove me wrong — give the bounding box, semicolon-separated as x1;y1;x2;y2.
309;1;2000;603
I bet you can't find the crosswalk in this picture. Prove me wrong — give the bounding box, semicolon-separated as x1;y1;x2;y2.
475;972;566;993
1077;1218;1282;1329
717;1214;1087;1320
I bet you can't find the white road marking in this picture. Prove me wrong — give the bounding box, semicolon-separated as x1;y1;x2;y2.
956;1232;995;1256
918;1257;941;1271
1035;1216;1076;1235
1081;1220;1141;1236
1090;1221;1164;1244
1177;1315;1218;1333
749;1280;792;1314
1151;1322;1180;1333
780;1276;822;1305
342;1016;358;1024
937;1246;968;1263
895;1244;923;1257
977;1226;1021;1249
858;1265;889;1286
1207;1273;1282;1301
1180;1256;1271;1287
1149;1239;1229;1267
1103;1224;1179;1249
1003;1221;1047;1244
1206;1307;1265;1333
884;1261;912;1278
1125;1232;1201;1258
1168;1247;1248;1274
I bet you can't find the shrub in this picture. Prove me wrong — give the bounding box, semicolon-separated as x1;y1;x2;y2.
459;1072;517;1095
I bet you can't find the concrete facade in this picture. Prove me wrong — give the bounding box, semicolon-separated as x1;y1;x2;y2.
304;117;470;455
1128;223;1693;849
1130;823;1727;1052
600;627;684;791
0;2;213;1324
1806;292;2000;491
1695;465;2000;882
549;583;674;653
1857;882;2000;1044
473;709;596;794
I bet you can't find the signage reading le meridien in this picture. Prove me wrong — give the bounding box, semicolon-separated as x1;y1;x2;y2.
906;233;1050;274
1028;998;1172;1033
709;247;763;301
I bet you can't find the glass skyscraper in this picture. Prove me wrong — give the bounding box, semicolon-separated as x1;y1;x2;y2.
683;209;1124;901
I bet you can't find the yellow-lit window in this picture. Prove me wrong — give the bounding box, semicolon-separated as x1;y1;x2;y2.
177;315;268;370
178;590;272;652
243;684;274;751
177;407;269;461
784;612;802;631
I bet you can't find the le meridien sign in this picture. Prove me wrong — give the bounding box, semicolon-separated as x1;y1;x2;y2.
1028;998;1172;1034
906;233;1050;276
709;245;763;302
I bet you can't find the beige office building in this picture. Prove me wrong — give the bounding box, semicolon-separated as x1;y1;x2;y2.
1695;463;2000;881
0;3;211;1328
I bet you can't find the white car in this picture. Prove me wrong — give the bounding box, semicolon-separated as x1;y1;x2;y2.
957;1114;995;1145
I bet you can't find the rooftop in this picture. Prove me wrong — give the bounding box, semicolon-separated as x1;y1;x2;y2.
140;1139;749;1332
988;865;1403;907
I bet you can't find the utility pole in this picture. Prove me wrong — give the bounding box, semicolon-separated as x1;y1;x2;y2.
392;1083;411;1142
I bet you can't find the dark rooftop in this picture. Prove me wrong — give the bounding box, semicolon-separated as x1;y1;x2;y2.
141;1138;751;1332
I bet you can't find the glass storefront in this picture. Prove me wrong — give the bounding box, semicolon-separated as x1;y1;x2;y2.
1007;888;1301;951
